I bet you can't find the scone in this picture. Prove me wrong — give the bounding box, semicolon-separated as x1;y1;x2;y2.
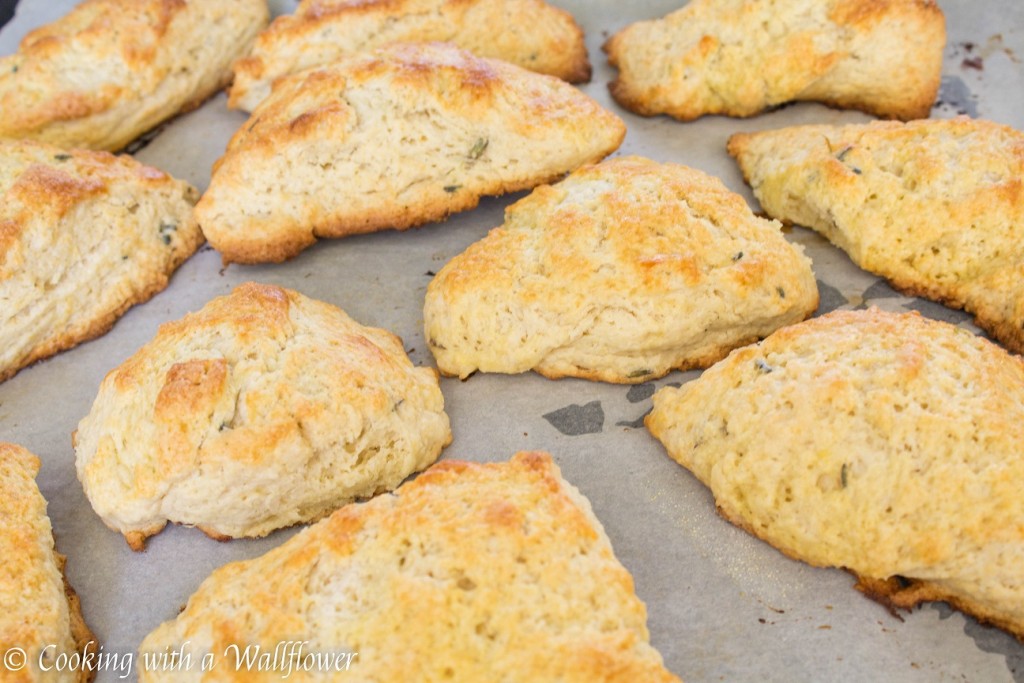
0;139;201;384
138;452;681;682
605;0;945;121
425;156;818;383
0;0;269;151
647;309;1024;642
197;42;626;264
74;282;452;551
728;117;1024;354
229;0;591;112
1;443;95;683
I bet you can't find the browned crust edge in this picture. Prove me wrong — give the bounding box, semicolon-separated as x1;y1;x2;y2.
558;12;592;84
436;329;803;384
726;133;1023;355
704;503;1024;644
213;146;622;264
0;230;203;385
55;551;97;683
853;574;1024;645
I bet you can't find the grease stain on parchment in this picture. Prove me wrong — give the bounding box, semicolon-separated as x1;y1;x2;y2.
543;400;604;436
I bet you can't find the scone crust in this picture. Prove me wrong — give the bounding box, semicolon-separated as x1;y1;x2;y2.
229;0;591;112
728;116;1024;354
425;156;818;382
0;139;201;384
74;282;452;549
139;452;680;682
0;0;269;151
198;42;625;264
647;309;1024;642
605;0;945;121
0;443;96;683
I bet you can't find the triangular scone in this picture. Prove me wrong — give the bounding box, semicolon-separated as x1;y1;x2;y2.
0;140;201;384
139;452;681;683
728;117;1024;354
74;283;452;550
229;0;591;112
0;0;268;151
197;42;625;264
647;309;1024;642
424;156;818;383
1;443;95;683
604;0;944;122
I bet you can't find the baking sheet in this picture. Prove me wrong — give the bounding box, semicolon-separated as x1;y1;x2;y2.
2;1;1023;680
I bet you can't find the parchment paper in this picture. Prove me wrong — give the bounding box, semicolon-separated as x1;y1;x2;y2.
2;1;1023;680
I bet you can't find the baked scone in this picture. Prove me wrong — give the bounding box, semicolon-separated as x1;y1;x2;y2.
425;156;818;383
229;0;591;112
197;42;626;264
647;308;1024;642
605;0;945;121
74;282;452;551
138;452;681;682
728;117;1024;354
0;139;201;384
0;0;269;151
0;443;95;683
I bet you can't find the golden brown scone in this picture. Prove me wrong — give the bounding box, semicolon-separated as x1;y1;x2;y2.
0;0;269;151
0;139;201;384
197;42;625;264
0;443;96;683
605;0;945;121
728;117;1024;354
138;452;681;682
647;308;1024;642
424;156;818;383
74;283;452;551
229;0;591;112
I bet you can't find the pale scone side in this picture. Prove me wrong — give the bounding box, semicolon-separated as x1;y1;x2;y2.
0;0;269;151
647;309;1024;641
138;452;680;682
424;156;819;383
605;0;945;121
0;443;96;683
74;283;452;550
198;42;625;264
728;117;1024;354
230;0;591;112
0;140;201;384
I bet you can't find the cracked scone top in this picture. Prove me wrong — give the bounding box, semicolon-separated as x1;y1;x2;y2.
74;282;452;550
0;443;95;683
139;452;681;682
647;308;1024;642
0;139;201;384
424;156;818;383
197;41;625;263
229;0;591;112
0;0;269;151
604;0;945;121
728;117;1024;355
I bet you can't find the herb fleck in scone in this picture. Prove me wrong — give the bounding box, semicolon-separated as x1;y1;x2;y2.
425;156;818;383
647;309;1024;642
605;0;945;121
728;117;1024;354
0;0;269;151
0;140;201;384
74;283;452;551
138;452;681;683
229;0;591;112
0;443;95;683
197;42;625;264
